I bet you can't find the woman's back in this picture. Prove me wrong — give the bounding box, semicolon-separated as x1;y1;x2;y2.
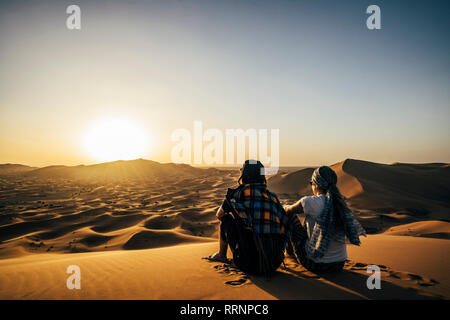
300;195;347;263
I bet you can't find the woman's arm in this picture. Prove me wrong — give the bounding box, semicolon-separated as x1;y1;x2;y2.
284;199;304;215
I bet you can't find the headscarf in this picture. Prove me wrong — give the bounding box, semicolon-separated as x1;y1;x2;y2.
306;166;366;259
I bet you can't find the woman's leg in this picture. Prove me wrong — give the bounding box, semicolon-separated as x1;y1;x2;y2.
287;214;345;273
288;214;308;250
287;214;311;267
286;211;308;242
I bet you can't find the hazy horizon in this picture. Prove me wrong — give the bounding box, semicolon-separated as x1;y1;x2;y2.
1;0;449;167
1;157;448;170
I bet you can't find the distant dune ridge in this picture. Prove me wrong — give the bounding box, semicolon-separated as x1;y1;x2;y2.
268;159;450;223
0;159;215;181
0;164;37;175
0;158;449;299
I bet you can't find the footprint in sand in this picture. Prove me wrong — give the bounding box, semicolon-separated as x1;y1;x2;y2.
203;259;251;287
345;260;439;288
387;270;439;287
345;260;388;271
225;277;250;286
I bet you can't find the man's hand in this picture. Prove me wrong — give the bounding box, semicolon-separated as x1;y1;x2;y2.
216;206;226;221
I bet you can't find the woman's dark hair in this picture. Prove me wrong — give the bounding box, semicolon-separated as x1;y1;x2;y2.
314;166;349;232
238;160;266;185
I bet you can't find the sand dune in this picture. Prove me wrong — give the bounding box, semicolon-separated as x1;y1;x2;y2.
268;159;450;234
15;159;216;181
266;167;315;195
0;158;449;299
0;159;236;259
0;164;37;175
383;220;450;239
0;236;448;300
338;159;449;215
269;159;449;213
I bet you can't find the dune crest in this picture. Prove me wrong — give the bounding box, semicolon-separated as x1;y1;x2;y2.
331;159;365;199
0;164;37;175
8;159;216;181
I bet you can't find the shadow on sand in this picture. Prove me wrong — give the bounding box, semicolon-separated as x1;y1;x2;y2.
248;263;441;300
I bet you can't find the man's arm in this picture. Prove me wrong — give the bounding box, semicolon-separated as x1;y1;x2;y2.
216;190;235;221
216;206;226;220
284;199;304;215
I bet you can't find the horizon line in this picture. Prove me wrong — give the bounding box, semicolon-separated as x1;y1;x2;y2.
1;158;449;169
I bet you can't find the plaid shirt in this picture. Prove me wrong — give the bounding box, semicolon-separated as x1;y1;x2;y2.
223;183;292;236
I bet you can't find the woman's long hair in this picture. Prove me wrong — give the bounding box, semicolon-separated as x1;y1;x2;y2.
307;166;366;257
313;166;349;233
238;160;267;185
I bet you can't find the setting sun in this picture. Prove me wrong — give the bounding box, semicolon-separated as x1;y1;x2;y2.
84;118;149;162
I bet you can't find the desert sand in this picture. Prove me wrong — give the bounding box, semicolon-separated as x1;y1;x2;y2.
0;158;449;299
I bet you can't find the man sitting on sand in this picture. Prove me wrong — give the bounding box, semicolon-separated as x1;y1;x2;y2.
207;160;296;276
284;166;366;273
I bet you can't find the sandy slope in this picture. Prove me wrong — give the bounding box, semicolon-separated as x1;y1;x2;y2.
383;220;450;239
0;158;449;300
0;235;448;300
0;242;272;300
268;159;450;233
269;159;450;215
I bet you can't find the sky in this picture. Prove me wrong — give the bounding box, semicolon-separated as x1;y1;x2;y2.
0;0;449;167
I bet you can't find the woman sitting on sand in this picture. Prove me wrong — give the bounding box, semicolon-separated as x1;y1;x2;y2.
208;160;295;276
284;166;366;273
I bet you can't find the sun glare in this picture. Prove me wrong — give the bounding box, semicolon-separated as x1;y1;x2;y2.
84;118;149;162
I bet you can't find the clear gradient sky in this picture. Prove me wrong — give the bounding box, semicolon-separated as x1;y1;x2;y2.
0;0;449;167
